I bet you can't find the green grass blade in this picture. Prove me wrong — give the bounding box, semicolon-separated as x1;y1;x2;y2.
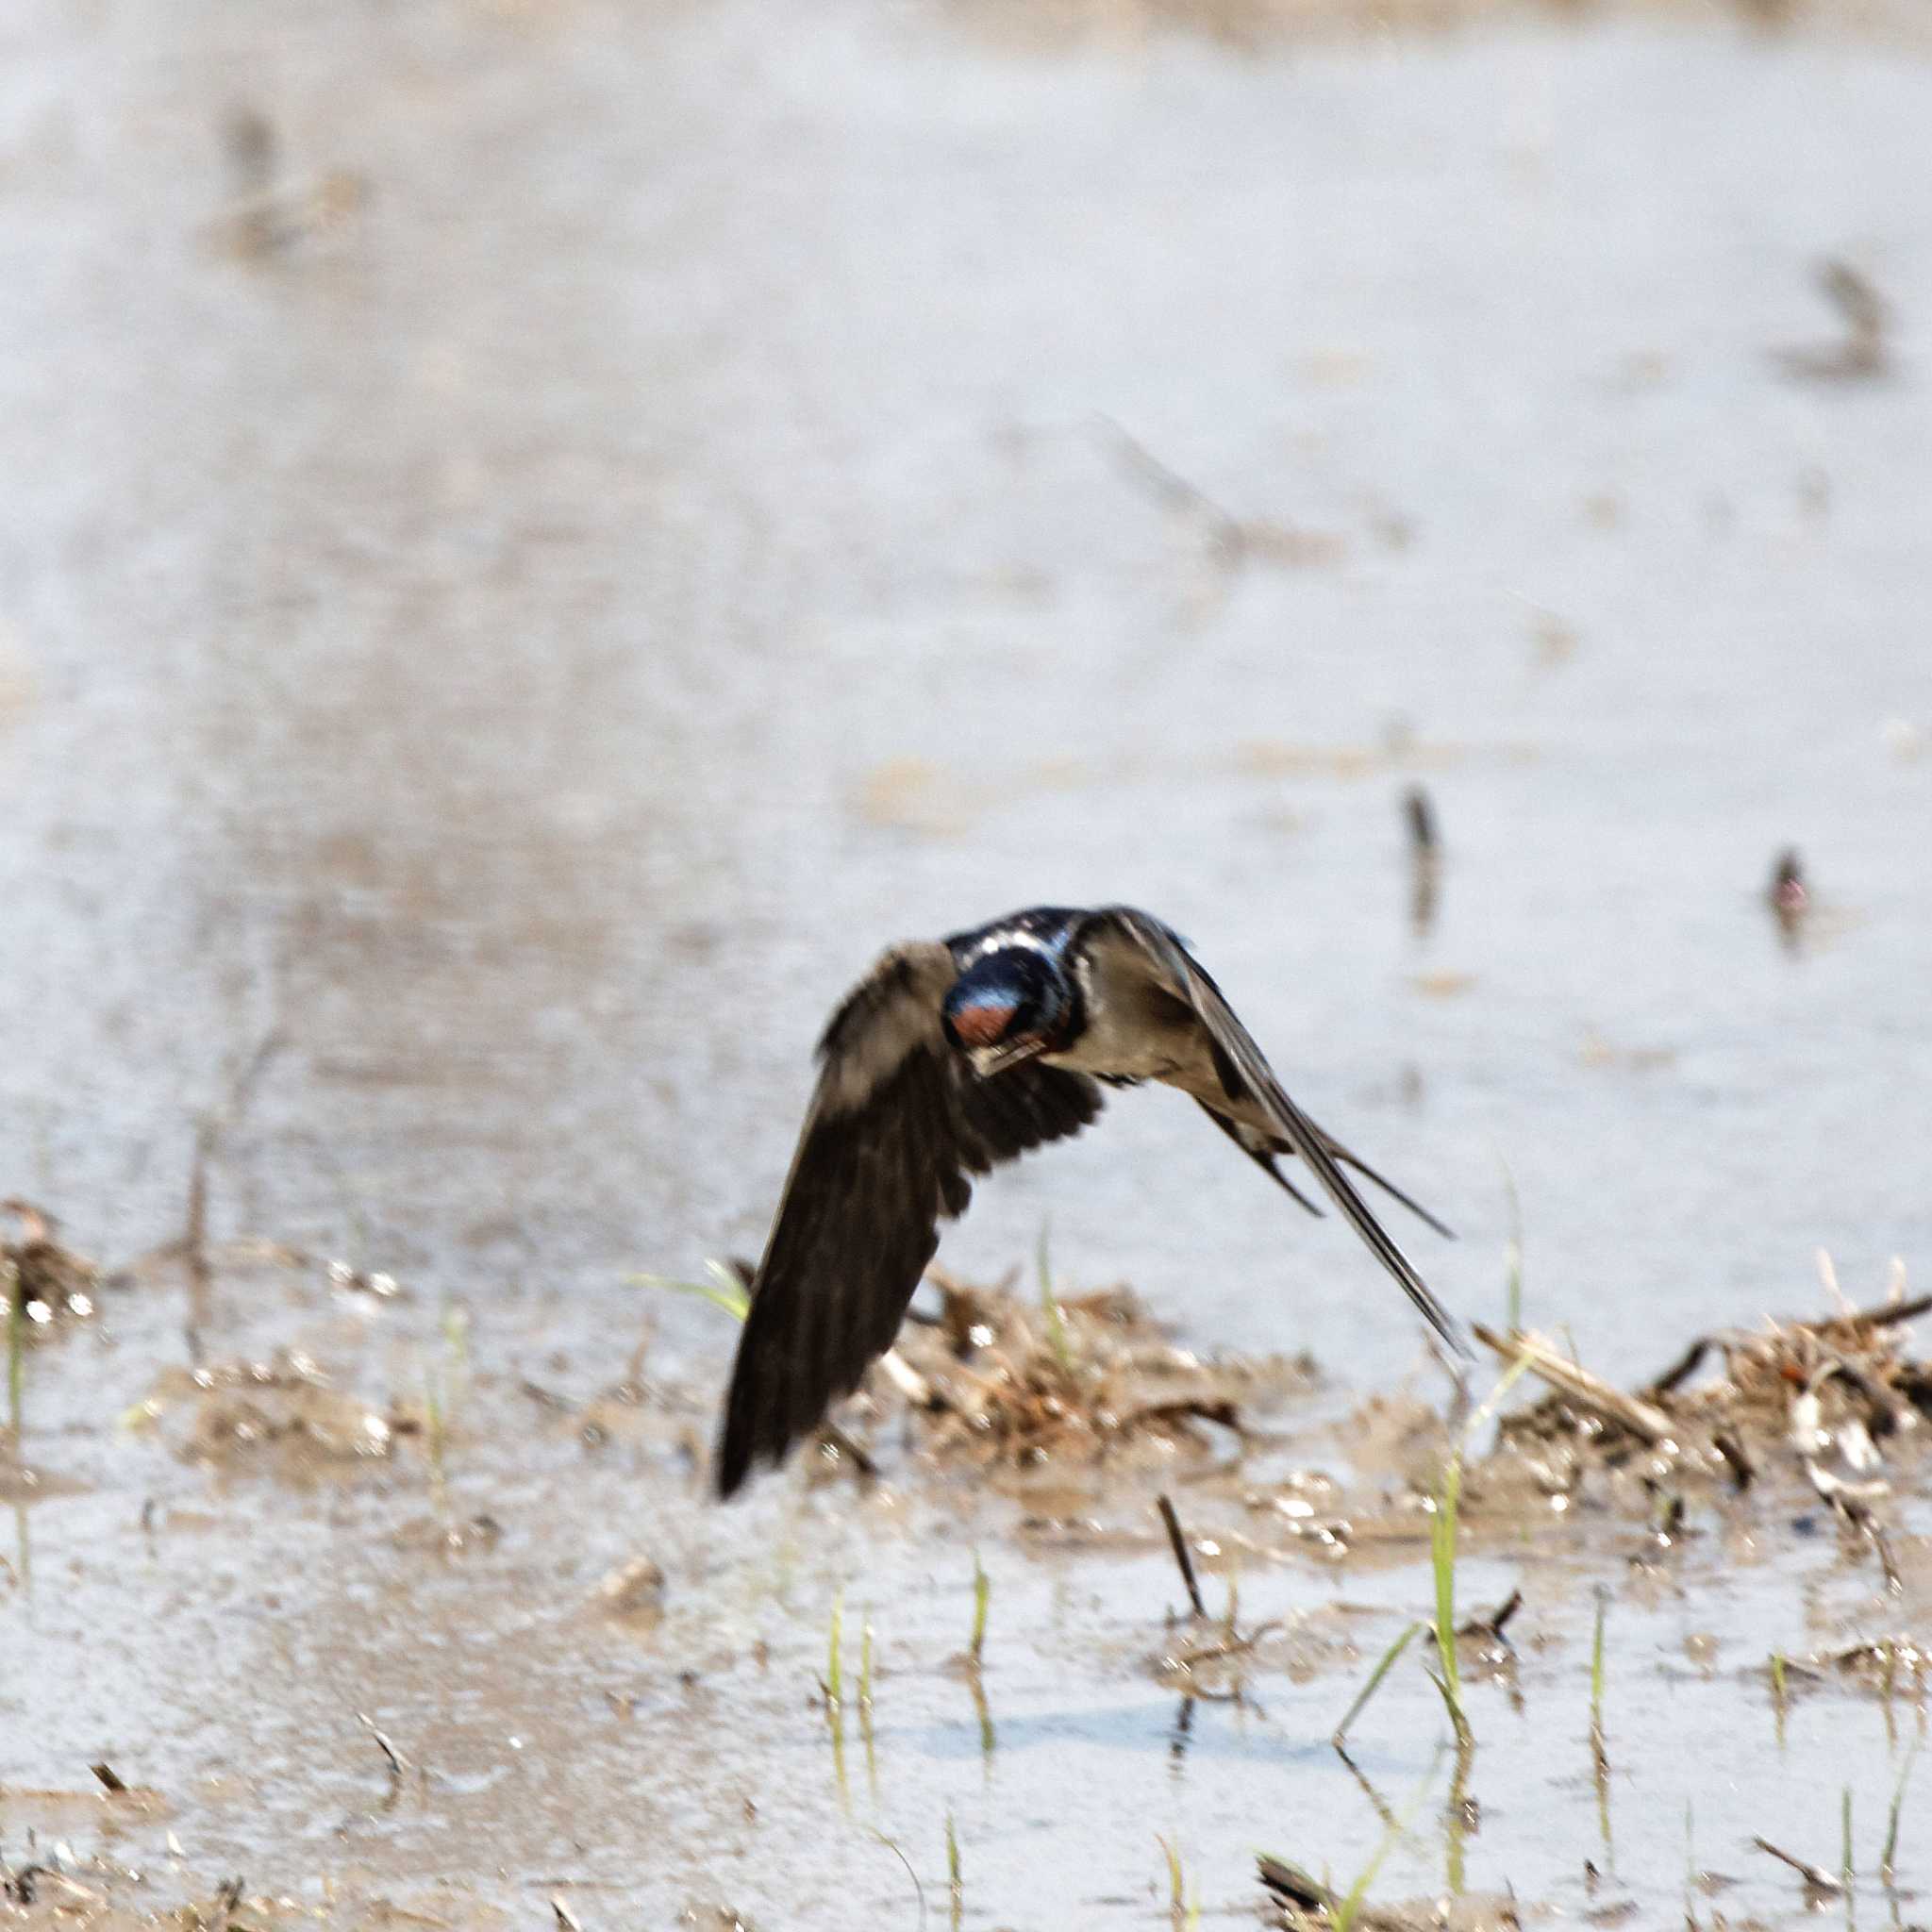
1036;1222;1074;1376
5;1257;24;1447
969;1551;991;1668
1325;1743;1445;1932
826;1591;844;1708
629;1265;750;1323
1881;1736;1920;1879
946;1813;963;1930
1430;1456;1462;1707
1333;1622;1422;1747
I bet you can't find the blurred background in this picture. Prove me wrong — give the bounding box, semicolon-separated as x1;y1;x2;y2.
4;0;1932;1924
4;0;1926;1382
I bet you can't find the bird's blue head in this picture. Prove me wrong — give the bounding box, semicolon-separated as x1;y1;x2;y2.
941;947;1074;1076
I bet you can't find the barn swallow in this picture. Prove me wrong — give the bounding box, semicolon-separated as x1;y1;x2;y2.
715;905;1462;1498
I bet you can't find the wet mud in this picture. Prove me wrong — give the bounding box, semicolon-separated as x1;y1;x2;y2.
5;1212;1929;1929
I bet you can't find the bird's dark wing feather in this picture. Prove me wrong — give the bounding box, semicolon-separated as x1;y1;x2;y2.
716;942;1105;1498
1093;908;1468;1358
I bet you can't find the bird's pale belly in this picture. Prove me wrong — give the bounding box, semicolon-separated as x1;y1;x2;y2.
1042;1010;1203;1085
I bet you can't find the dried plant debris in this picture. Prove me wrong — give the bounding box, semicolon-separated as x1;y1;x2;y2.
1485;1281;1928;1460
3;1199;104;1339
593;1555;668;1631
0;1864;303;1931
1258;1857;1521;1932
952;0;1916;54
1472;1271;1931;1573
821;1268;1309;1488
1771;1634;1932;1704
136;1353;399;1480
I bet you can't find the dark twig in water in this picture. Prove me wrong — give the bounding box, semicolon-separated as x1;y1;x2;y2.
1157;1492;1206;1620
1458;1587;1523;1645
1097;418;1248;564
1768;847;1809;934
1093;417;1341;578
1403;785;1441;938
89;1761;127;1794
356;1711;408;1808
1403;785;1439;858
1257;1855;1340;1915
1774;258;1891;383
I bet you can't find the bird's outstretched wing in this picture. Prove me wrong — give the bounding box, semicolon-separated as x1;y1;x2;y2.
716;942;1105;1497
1091;908;1468;1359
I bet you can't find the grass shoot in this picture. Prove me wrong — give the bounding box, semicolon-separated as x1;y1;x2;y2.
1881;1737;1920;1881
1428;1349;1534;1743
630;1258;751;1324
825;1590;844;1710
1428;1455;1462;1716
1332;1622;1422;1749
1308;1744;1444;1932
1590;1590;1609;1768
1035;1222;1074;1379
946;1813;962;1930
1498;1152;1524;1332
969;1551;990;1670
5;1252;22;1449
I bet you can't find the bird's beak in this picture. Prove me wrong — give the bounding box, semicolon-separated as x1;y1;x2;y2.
972;1036;1047;1077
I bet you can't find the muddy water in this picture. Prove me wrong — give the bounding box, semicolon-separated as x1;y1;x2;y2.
3;0;1931;1924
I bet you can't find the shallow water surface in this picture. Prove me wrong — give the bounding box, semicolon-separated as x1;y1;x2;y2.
2;0;1930;1923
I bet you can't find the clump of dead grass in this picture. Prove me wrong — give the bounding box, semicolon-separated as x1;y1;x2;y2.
871;1267;1308;1479
3;1200;103;1339
1485;1269;1929;1479
134;1353;401;1481
1472;1263;1931;1586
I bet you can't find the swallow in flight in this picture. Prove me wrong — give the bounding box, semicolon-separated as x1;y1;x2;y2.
716;905;1461;1496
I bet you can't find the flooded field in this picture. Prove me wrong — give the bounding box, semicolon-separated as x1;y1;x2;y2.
3;0;1930;1924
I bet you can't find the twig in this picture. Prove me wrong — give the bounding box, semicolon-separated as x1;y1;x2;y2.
1752;1836;1842;1895
1257;1855;1338;1913
356;1711;408;1807
1457;1588;1523;1644
1847;1292;1932;1331
1157;1493;1207;1620
1097;417;1247;561
1473;1323;1681;1446
874;1346;933;1407
1643;1335;1715;1399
